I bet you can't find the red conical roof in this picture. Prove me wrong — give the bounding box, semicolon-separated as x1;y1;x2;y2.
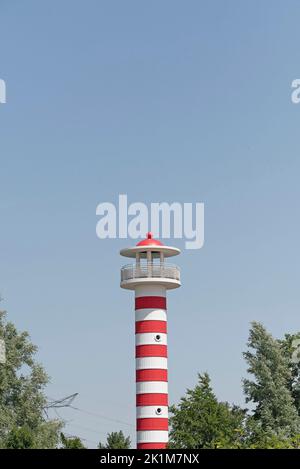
136;232;164;247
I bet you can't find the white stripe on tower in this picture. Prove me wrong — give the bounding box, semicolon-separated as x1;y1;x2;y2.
135;285;168;450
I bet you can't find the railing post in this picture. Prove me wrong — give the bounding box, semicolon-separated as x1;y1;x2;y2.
147;251;152;277
160;252;164;277
136;253;141;279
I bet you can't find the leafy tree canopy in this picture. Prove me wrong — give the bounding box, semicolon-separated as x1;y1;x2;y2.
60;432;86;449
243;322;300;439
169;373;246;449
98;431;131;449
0;310;62;448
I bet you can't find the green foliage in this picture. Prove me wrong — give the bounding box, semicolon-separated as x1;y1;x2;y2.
241;418;300;448
279;333;300;415
60;432;86;449
5;426;35;449
243;322;300;439
98;431;131;449
0;310;62;448
169;373;246;449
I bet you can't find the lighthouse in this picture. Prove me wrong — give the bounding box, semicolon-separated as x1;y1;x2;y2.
120;232;181;449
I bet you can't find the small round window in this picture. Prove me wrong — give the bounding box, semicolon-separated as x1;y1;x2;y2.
156;407;162;415
155;334;161;342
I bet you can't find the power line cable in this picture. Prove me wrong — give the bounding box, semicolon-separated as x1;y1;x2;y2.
69;405;134;428
45;394;134;428
66;422;108;436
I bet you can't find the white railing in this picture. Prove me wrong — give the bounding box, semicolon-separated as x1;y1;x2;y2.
121;263;180;282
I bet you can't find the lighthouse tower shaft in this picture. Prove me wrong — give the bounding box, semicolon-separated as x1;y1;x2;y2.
135;284;168;449
120;233;181;449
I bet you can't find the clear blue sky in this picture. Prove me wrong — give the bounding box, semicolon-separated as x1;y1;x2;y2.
1;0;300;447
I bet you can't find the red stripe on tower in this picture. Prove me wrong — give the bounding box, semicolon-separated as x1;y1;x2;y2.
137;443;167;449
136;369;168;382
135;320;167;334
135;296;167;310
136;393;169;407
136;345;168;358
137;418;168;431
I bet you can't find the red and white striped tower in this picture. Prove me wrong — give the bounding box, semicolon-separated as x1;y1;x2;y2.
120;233;181;449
